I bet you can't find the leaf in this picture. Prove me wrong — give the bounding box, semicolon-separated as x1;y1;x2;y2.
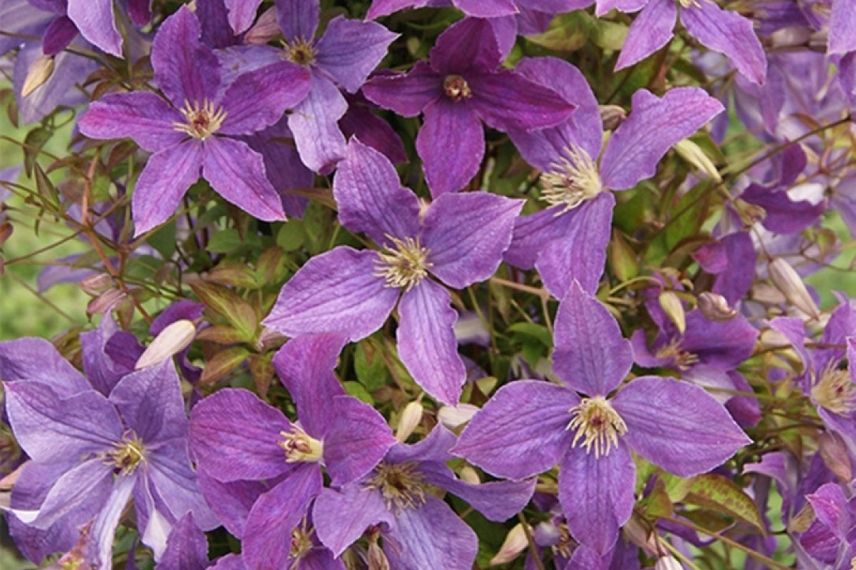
196;325;248;345
507;323;552;348
207;228;244;254
276;221;305;252
342;381;374;404
22;127;51;176
678;474;765;532
200;346;250;387
526;12;594;52
354;338;390;391
190;281;259;343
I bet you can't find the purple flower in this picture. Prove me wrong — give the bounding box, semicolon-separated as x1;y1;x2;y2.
362;17;575;196
613;0;768;85
189;334;396;570
504;57;723;297
368;0;582;19
313;425;535;569
453;282;749;554
797;482;856;566
78;7;311;235
263;139;523;404
2;338;215;568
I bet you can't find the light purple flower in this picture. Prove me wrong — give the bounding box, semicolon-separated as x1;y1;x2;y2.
78;7;311;235
189;334;396;570
505;57;723;297
2;338;215;569
368;0;583;19
263;139;523;404
453;282;749;554
797;482;856;566
313;425;535;569
362;17;575;196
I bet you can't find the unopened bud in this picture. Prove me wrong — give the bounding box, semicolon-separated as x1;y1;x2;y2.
697;292;736;321
768;258;820;320
367;533;390;570
599;105;626;131
819;432;853;483
135;320;196;369
245;7;279;44
655;555;684;570
674;139;721;182
86;289;125;315
770;27;812;49
459;465;480;485
80;273;113;296
22;55;55;97
437;403;479;430
490;523;529;566
659;290;686;334
395;401;423;442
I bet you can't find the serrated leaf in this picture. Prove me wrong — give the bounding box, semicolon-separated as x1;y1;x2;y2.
680;474;765;532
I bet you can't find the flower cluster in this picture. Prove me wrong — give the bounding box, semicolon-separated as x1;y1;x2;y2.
1;0;856;569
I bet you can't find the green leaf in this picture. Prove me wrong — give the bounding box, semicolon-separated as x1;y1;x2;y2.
276;221;305;252
190;282;258;343
343;381;374;404
22;126;51;176
354;338;390;391
207;228;243;254
147;222;177;259
507;322;552;348
200;346;250;387
526;12;594;52
678;474;765;532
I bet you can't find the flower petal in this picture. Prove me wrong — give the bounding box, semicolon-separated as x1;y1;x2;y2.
367;0;428;19
430;17;502;74
362;61;442;117
275;0;319;42
397;280;466;404
201;136;286;222
224;0;262;34
829;0;856;55
454;0;517;17
314;16;399;93
612;376;751;476
109;360;188;444
196;472;265;538
333;138;420;244
681;310;758;370
453;380;576;480
614;0;676;71
219;62;311;136
0;337;88;395
416;99;484;197
599;87;724;190
324;396;397;486
287;73;348;173
553;281;632;395
189;388;293;482
313;485;394;557
67;0;122;56
263;247;398;340
422;192;523;289
24;458;114;529
558;443;635;555
159;513;208;570
680;0;767;85
78;92;185;153
81;316;139;396
469;70;576;132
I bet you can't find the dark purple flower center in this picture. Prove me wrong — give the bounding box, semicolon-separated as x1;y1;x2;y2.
284;38;316;66
366;461;428;511
443;74;473;102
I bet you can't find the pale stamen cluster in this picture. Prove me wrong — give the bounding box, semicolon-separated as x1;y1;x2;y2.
567;396;627;458
654;338;700;370
284;38;316;66
278;427;324;463
375;236;432;291
540;145;603;212
443;74;473;102
811;364;856;415
106;435;146;475
366;461;428;511
173;100;227;140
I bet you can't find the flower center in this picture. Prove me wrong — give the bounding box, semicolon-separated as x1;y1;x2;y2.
540;145;603;212
443;74;472;102
173;100;227;140
567;396;627;458
811;365;856;415
290;524;313;560
284;38;316;66
107;435;146;475
375;236;432;291
366;462;428;511
677;0;699;7
278;427;324;463
654;338;699;370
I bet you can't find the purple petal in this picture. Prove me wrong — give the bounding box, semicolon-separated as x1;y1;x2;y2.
313;485;394;556
681;0;767;85
0;0;53;56
614;0;676;71
469;71;576;132
0;337;88;395
681;311;758;370
340;103;407;164
4;382;121;463
225;0;262;34
422;192;523;289
263;247;398;340
397;280;466;404
219;62;311;136
741;183;826;234
558;443;635;555
314;16;399;93
202;136;286;222
287;74;348;173
829;0;856;55
383;497;479;570
67;0;122;56
132;140;203;235
453;380;576;480
430;17;502;75
362;61;442;117
242;466;322;570
594;0;647;14
416;99;484;196
41;16;77;56
14;43;96;124
324;396;397;485
189;388;293;482
275;0;319;42
81;316;134;396
151;7;220;108
151;300;205;335
159;513;208;570
387;423;456;464
332;138;420;244
367;0;428;19
92;476;135;568
109;361;187;443
454;0;517;17
78;92;184;153
711;231;756;304
273;334;347;437
24;459;114;529
553;281;632;396
196;472;264;538
145;442;218;531
599;88;724;190
612;377;750;476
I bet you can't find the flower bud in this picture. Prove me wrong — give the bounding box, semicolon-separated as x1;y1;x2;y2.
674;139;721;182
395;401;423;442
86;289;126;316
768;258;820;320
489;523;529;566
697;292;736;321
367;532;390;570
659;290;686;334
655;555;684;570
599;105;626;131
135;320;196;369
819;432;852;483
437;403;479;430
81;273;113;296
22;55;55;97
459;465;480;485
245;7;279;44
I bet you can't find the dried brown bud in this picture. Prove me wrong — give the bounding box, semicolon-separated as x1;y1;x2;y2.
599;105;626;131
697;292;737;321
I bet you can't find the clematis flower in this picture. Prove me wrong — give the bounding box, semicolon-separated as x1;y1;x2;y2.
611;0;768;86
312;425;536;569
796;482;856;567
1;339;215;569
362;17;575;196
189;334;396;570
368;0;581;19
78;7;311;235
263;139;523;404
504;56;723;297
453;282;750;554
